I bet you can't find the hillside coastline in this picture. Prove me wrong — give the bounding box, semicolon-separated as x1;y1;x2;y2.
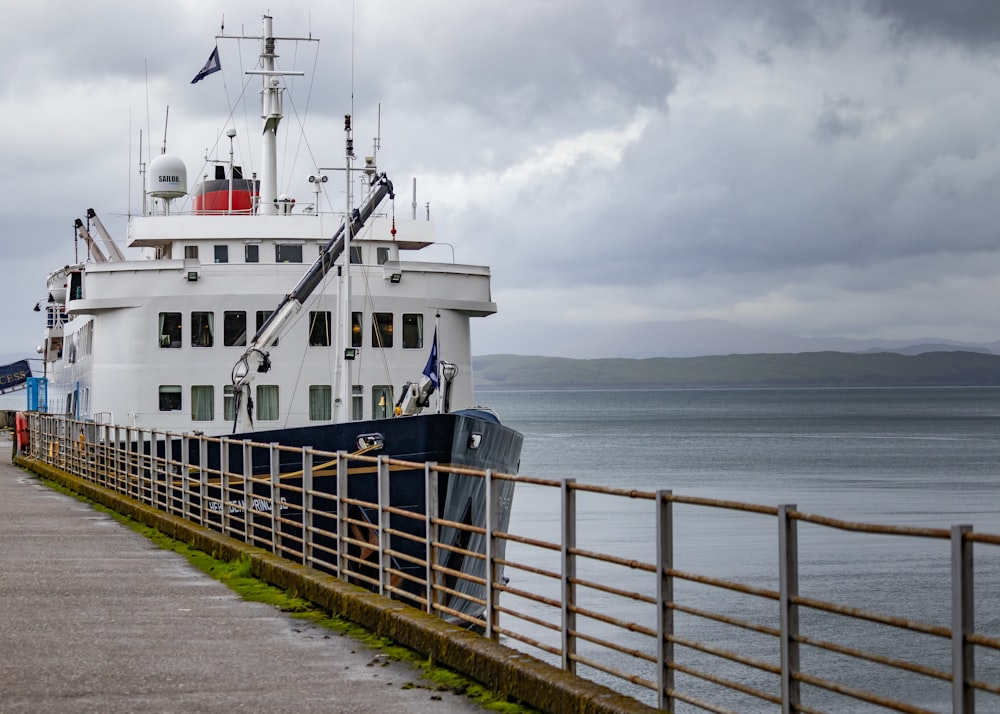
472;351;1000;390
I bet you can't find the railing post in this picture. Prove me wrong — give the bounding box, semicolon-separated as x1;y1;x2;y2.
953;524;974;714
561;477;577;673
197;437;209;526
424;463;440;615
218;438;229;534
377;455;390;595
484;469;498;639
124;427;133;498
269;443;280;554
657;490;674;712
242;440;253;544
336;451;349;580
176;434;187;518
301;447;313;567
111;425;120;491
779;504;800;714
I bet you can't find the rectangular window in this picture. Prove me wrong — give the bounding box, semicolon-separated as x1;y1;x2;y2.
350;246;363;264
214;245;229;263
308;311;331;347
377;247;390;265
309;385;332;421
352;385;363;421
372;312;393;348
223;311;247;346
191;311;214;347
351;312;363;348
256;311;277;346
224;385;235;422
158;385;181;412
372;385;393;420
275;244;303;263
158;312;182;348
191;385;214;421
402;314;423;349
256;385;279;421
245;244;259;263
184;245;199;259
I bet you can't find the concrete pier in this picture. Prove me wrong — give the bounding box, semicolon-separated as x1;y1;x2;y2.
0;434;488;713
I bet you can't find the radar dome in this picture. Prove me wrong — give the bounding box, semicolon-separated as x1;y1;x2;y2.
149;154;188;199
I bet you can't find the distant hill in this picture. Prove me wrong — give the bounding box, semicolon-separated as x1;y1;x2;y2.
472;351;1000;390
474;318;995;358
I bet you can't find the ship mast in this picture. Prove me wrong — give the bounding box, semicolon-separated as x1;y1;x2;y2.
247;15;303;215
334;116;356;422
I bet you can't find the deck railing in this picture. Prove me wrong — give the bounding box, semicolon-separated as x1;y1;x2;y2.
23;413;1000;713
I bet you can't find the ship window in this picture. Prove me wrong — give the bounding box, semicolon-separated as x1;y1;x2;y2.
191;312;214;347
256;311;277;346
184;245;199;259
223;311;247;346
372;385;393;420
377;247;390;265
223;385;235;422
308;311;331;347
158;385;182;412
351;312;363;348
158;312;182;348
256;385;279;421
350;246;363;264
275;244;303;263
245;244;259;263
69;272;83;300
402;314;423;349
352;385;363;421
191;385;214;421
214;245;229;263
309;385;332;420
372;312;393;348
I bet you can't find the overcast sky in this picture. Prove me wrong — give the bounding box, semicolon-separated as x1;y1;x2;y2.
4;0;1000;362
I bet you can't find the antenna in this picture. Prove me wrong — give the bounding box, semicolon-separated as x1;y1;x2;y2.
128;111;132;220
350;0;356;118
161;105;170;155
144;59;152;168
373;103;381;163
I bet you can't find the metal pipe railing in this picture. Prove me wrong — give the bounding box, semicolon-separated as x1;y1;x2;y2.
22;413;1000;713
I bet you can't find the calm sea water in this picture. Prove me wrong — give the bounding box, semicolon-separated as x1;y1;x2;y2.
480;387;1000;712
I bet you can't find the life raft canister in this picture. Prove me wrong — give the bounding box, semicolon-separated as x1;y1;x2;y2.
14;412;29;455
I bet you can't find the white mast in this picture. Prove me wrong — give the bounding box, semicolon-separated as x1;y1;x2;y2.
334;115;356;422
246;15;303;216
258;16;279;215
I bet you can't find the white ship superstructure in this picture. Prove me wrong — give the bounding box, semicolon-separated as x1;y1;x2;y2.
39;16;496;435
44;211;494;431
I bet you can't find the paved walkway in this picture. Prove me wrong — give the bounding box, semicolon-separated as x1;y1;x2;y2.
0;435;487;713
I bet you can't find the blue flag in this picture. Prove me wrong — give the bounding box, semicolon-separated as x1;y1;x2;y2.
191;47;221;84
422;328;439;389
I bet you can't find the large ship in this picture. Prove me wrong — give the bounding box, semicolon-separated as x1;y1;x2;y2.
31;16;522;618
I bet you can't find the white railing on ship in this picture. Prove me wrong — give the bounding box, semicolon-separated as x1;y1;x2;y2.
23;413;1000;713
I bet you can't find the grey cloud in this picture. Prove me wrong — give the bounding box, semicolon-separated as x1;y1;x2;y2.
813;96;867;144
864;0;1000;48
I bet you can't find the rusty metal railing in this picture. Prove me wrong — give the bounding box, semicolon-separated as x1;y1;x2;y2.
21;413;1000;712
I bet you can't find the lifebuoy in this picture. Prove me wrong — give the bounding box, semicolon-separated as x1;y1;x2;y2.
14;412;29;455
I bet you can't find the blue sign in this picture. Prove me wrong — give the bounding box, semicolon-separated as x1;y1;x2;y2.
0;360;31;394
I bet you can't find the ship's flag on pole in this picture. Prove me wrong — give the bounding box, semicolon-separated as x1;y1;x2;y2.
191;47;221;84
422;327;439;390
